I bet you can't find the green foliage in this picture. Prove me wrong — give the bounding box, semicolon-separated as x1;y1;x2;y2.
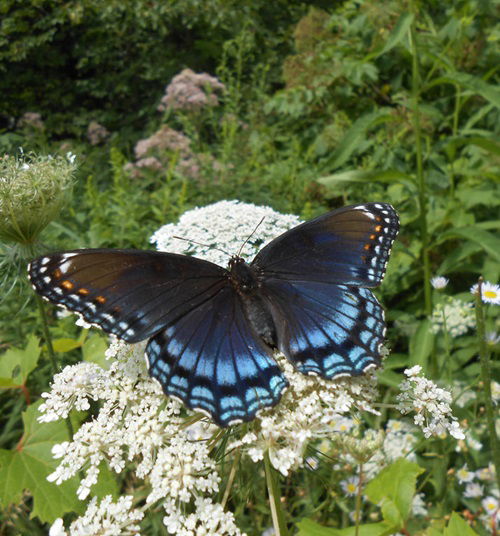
0;0;499;533
0;402;82;523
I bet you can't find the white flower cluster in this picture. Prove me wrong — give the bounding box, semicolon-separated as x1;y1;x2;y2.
49;496;143;536
430;298;475;337
229;356;380;477
396;366;465;440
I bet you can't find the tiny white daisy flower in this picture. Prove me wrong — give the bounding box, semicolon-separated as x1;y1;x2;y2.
430;276;448;289
464;482;484;498
456;464;475;484
470;281;500;305
482;496;499;514
341;476;360;496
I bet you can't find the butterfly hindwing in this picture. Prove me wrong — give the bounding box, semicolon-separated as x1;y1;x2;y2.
253;203;399;287
146;286;288;426
261;279;385;378
28;249;227;343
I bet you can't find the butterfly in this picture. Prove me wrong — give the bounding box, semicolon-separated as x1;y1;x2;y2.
28;202;399;427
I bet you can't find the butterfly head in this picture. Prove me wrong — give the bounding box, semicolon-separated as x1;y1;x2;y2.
228;256;260;295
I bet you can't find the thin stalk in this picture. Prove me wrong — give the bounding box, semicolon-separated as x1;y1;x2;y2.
221;449;241;509
264;450;289;536
36;295;74;438
354;464;364;536
409;17;432;315
474;279;500;492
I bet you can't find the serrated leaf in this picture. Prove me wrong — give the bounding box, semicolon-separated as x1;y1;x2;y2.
0;401;83;523
0;335;41;387
365;458;424;527
296;518;397;536
444;513;478;536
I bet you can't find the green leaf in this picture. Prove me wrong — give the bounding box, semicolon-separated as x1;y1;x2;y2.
364;13;413;60
82;334;109;368
0;335;41;388
296;518;397;536
427;72;500;108
444;512;479;536
409;319;434;368
365;458;424;527
0;401;83;523
52;337;83;352
436;227;500;263
326;110;394;170
317;170;415;194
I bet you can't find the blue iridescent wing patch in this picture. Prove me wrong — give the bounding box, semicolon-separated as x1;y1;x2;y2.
146;287;287;427
260;280;385;378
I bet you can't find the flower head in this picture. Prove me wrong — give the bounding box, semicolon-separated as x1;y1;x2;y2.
430;276;448;289
470;281;500;305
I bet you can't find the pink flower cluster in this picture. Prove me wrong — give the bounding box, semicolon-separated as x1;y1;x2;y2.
87;121;110;145
157;68;225;112
18;112;44;131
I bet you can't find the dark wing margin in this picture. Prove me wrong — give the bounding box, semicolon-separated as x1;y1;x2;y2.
146;286;288;427
261;279;386;378
28;249;228;343
252;203;399;287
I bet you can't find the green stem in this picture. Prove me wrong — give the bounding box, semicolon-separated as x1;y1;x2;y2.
264;450;289;536
474;279;500;492
354;464;364;536
221;449;241;510
409;13;432;316
35;295;74;438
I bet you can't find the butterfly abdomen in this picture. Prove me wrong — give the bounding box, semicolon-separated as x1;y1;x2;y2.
229;256;277;348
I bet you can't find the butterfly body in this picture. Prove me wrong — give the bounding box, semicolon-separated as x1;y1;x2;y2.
29;202;399;427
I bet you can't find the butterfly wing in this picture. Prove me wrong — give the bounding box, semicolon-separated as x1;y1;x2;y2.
252;203;399;287
146;286;287;426
28;249;228;343
253;203;399;378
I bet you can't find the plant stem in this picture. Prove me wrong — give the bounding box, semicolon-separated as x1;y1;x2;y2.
354;463;364;536
409;13;432;316
35;295;74;438
221;448;241;509
264;450;289;536
474;279;500;492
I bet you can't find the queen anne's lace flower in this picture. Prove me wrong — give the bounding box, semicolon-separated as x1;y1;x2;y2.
430;297;475;337
396;366;465;440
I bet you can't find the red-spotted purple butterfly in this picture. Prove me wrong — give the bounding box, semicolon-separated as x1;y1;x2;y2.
28;203;399;426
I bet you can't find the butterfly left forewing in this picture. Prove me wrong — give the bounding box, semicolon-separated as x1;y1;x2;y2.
146;286;288;426
29;249;228;343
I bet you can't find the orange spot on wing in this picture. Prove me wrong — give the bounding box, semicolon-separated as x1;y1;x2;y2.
78;287;90;295
61;280;74;290
364;244;371;250
375;225;382;232
53;268;62;279
370;234;376;240
95;295;106;304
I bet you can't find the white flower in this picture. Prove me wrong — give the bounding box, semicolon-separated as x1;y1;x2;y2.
396;369;465;440
482;496;499;514
430;276;448;289
431;298;475;337
470;281;500;305
412;493;428;517
49;518;67;536
464;482;484;498
340;476;360;496
456;464;475;484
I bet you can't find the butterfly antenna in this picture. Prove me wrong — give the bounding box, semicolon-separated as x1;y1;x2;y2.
172;236;232;258
237;216;265;258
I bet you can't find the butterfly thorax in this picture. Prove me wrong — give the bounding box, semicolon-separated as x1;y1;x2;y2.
228;256;261;295
228;256;276;347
